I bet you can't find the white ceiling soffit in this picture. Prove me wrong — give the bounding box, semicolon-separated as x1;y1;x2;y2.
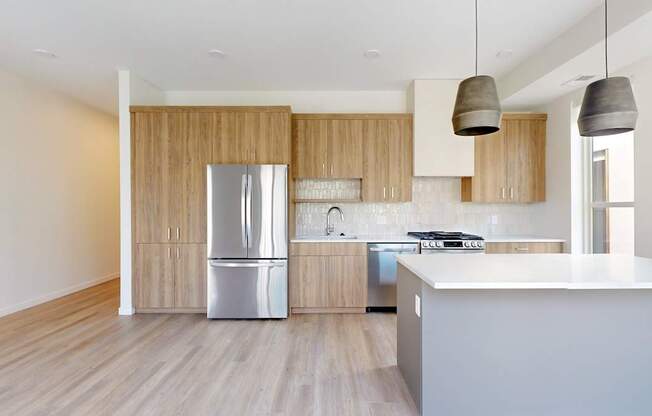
0;0;606;114
500;0;652;110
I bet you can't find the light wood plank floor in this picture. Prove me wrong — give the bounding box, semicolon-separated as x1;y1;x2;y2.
0;280;418;416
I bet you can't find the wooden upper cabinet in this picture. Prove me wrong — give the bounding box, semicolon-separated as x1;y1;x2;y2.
461;113;546;203
168;112;213;243
362;117;413;202
329;120;364;178
292;116;364;179
293;119;329;178
133;112;173;243
505;119;546;203
214;111;291;164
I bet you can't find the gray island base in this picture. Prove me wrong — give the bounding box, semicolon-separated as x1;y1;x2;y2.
396;254;652;416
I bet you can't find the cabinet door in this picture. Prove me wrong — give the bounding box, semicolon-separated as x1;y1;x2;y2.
505;119;546;203
469;128;507;203
387;119;413;202
329;120;363;178
485;242;563;254
293;119;329;178
252;112;291;164
133;112;173;243
326;256;367;307
214;112;252;164
174;244;207;308
362;119;390;201
168;112;214;243
289;256;329;307
135;244;174;308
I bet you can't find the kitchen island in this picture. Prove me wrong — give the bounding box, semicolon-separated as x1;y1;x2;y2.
396;254;652;416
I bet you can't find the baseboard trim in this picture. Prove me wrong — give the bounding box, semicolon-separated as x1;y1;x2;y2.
291;307;366;314
0;272;119;318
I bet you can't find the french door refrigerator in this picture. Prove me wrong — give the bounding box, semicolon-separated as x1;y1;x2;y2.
207;164;288;319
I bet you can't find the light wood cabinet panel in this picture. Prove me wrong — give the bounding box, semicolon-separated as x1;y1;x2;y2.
505;119;546;203
362;119;390;201
289;256;329;307
293;119;329;178
461;113;546;203
252;112;291;164
133;112;173;243
213;112;251;164
290;242;367;256
387;119;413;202
169;113;213;243
329;120;364;178
326;256;367;308
462;128;506;203
174;244;207;308
135;244;175;308
485;242;563;254
290;242;367;312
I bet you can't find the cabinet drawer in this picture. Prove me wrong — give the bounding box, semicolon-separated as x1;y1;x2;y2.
485;242;563;254
290;242;366;256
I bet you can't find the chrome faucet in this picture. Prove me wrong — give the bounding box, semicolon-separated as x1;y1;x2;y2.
326;206;344;236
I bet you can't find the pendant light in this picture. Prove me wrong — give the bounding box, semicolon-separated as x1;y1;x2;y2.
452;0;502;136
578;0;638;137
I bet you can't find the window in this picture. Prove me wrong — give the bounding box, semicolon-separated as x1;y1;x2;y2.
587;132;635;254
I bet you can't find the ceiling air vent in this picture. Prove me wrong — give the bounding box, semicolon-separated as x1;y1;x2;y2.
562;75;596;87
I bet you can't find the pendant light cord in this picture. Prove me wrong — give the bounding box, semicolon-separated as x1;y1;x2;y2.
605;0;609;78
475;0;478;76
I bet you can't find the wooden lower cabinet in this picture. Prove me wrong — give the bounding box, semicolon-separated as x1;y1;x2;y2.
485;242;563;254
289;243;367;313
135;243;206;312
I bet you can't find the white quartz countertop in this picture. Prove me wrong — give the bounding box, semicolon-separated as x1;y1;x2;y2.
397;254;652;290
291;235;419;243
483;235;566;243
291;235;565;244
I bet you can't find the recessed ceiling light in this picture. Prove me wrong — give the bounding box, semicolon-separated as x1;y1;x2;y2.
208;49;226;58
364;49;381;59
496;49;513;59
33;49;57;58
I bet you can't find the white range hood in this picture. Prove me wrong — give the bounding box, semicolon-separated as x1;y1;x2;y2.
407;80;475;177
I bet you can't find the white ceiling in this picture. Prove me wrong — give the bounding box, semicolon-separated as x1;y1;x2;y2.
0;0;604;114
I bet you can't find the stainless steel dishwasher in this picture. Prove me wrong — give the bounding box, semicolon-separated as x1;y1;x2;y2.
367;243;419;311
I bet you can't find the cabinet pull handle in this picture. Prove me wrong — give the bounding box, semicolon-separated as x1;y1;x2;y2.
501;188;506;200
177;247;180;259
176;227;180;240
330;164;333;176
168;247;171;258
383;187;386;200
391;187;395;199
515;247;530;252
510;187;514;200
167;227;171;241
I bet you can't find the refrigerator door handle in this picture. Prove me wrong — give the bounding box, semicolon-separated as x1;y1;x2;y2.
241;174;247;248
209;260;286;268
246;174;253;248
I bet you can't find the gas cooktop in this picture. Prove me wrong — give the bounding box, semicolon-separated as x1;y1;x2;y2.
407;231;484;241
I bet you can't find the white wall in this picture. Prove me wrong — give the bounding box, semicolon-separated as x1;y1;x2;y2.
534;55;652;258
0;68;120;317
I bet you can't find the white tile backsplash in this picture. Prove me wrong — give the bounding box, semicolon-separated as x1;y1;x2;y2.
295;177;540;237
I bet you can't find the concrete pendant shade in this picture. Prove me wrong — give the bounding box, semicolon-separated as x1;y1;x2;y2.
452;75;502;136
578;76;638;137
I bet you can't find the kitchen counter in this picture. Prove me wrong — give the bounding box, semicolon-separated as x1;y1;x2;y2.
483;235;565;243
396;253;652;415
291;235;419;243
396;253;652;289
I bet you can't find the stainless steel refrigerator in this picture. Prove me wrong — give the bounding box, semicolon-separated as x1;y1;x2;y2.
207;164;288;319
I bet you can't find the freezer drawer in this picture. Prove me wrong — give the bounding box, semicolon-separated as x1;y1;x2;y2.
207;259;288;319
367;243;419;308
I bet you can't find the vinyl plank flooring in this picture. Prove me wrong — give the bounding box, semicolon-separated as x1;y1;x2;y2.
0;280;418;416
